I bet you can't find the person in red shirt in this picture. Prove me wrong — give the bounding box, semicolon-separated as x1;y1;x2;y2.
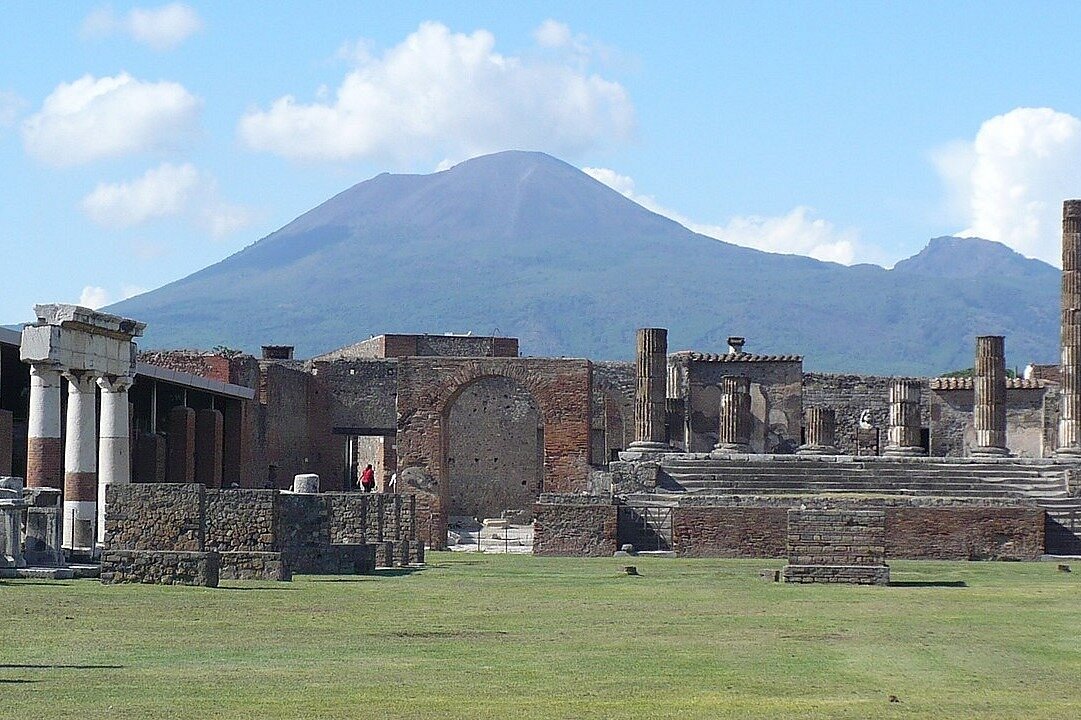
360;464;376;493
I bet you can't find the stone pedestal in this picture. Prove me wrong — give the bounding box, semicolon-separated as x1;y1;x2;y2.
293;474;320;494
626;328;671;452
25;363;62;490
25;505;64;566
1060;200;1081;456
883;379;925;456
711;375;752;455
972;336;1009;457
798;406;839;455
0;482;27;569
96;375;134;545
63;370;99;551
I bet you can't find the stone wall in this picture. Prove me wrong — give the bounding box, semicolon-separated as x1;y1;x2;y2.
930;386;1050;457
803;374;929;454
218;551;289;581
533;494;618;556
671;505;787;557
591;362;634;464
205;489;279;552
101;550;219;586
313;359;399;431
783;509;889;585
674;356;803;453
105;483;204;551
887;506;1044;560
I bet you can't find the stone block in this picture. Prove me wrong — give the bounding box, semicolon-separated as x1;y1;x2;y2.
292;473;320;494
218;551;291;581
24;506;64;566
100;550;219;587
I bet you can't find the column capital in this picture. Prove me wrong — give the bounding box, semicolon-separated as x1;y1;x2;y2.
97;374;134;393
63;369;100;394
28;362;63;379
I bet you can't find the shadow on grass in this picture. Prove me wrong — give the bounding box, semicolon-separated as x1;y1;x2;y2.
215;586;297;591
374;567;424;577
0;679;39;684
889;581;967;588
0;664;124;669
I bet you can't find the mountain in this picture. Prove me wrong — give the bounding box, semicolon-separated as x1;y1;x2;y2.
107;151;1061;375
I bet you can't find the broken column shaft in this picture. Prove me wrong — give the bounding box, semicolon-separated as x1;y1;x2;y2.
712;375;752;454
1059;199;1081;456
627;327;671;451
798;406;839;455
884;379;924;456
972;335;1009;456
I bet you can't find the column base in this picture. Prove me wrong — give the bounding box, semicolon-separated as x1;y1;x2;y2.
1054;446;1081;458
710;443;752;457
796;445;839;456
882;446;926;457
970;447;1011;458
625;441;672;452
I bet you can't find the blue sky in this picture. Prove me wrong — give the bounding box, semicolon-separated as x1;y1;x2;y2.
3;2;1081;323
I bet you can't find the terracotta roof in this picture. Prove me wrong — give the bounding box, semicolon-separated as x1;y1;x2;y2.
671;351;803;363
930;377;1051;391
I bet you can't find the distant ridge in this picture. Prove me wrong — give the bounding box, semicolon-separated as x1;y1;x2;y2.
108;151;1061;375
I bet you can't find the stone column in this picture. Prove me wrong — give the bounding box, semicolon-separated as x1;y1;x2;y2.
712;375;752;454
884;379;925;456
63;370;99;550
798;406;839;455
627;328;671;451
972;336;1009;456
26;363;63;490
96;374;134;545
1059;199;1081;455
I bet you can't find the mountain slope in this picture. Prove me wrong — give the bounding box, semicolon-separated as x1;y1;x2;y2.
108;151;1061;374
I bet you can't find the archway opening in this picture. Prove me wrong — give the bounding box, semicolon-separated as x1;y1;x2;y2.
445;375;543;522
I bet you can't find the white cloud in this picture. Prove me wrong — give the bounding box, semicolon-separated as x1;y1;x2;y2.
583;166;860;265
534;20;573;49
81;162;251;238
239;21;633;164
78;286;111;309
23;73;201;166
77;284;147;309
934;107;1081;266
82;3;203;51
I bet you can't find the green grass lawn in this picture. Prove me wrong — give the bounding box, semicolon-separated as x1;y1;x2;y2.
2;554;1080;719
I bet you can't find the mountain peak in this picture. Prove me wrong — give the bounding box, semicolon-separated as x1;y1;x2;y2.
892;236;1055;279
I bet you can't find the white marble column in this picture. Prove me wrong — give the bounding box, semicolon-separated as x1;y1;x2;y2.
63;370;99;551
96;374;133;546
26;363;63;490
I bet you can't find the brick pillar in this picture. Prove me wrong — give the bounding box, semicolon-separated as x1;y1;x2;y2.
25;363;62;490
63;370;99;550
627;327;671;451
972;335;1009;456
711;375;752;454
96;374;134;546
134;433;166;483
798;406;839;455
0;409;12;476
884;379;925;456
1060;199;1081;455
166;406;196;483
195;409;224;488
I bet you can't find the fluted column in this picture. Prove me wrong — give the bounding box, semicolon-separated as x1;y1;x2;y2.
96;374;134;545
711;375;752;454
972;336;1009;456
627;327;671;451
63;370;99;551
798;406;838;455
26;363;63;490
884;379;925;456
1059;200;1081;455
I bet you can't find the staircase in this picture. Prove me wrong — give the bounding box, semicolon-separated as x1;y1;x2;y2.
650;457;1081;555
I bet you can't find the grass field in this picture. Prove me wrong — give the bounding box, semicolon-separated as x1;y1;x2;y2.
3;553;1080;719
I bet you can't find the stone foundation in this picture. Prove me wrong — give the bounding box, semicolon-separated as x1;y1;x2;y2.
100;550;219;587
782;509;888;585
782;564;890;584
533;494;618;556
218;551;290;581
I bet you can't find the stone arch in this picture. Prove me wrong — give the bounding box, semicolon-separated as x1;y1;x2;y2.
394;357;592;547
591;373;634;464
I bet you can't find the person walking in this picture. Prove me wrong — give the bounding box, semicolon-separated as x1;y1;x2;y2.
360;464;376;493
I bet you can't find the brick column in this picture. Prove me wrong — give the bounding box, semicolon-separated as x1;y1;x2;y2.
195;409;224;488
627;328;671;451
884;379;925;456
972;336;1009;456
712;375;752;454
797;406;839;455
63;370;99;550
26;363;63;490
1059;199;1081;455
96;374;134;544
0;409;12;476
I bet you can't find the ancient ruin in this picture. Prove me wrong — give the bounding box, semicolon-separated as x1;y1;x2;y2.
4;201;1081;580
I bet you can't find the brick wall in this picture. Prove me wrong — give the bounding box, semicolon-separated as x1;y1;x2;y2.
887;506;1044;560
591;362;634;463
671;506;787;557
786;509;886;565
139;351;233;383
533;494;618;556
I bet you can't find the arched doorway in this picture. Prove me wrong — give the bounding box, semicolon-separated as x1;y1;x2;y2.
445;376;543;521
